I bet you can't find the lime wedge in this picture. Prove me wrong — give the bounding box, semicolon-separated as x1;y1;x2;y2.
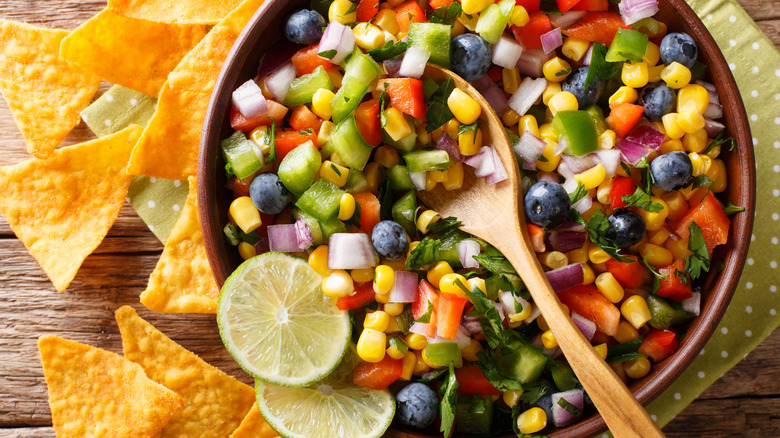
256;346;395;438
217;252;350;387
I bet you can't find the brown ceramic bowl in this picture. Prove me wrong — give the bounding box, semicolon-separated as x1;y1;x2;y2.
199;1;755;436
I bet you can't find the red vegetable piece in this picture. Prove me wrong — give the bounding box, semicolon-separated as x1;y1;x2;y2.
353;191;382;235
353;355;404;389
412;279;440;321
429;0;454;8
356;0;380;22
605;254;645;289
274;130;318;162
376;78;427;119
336;281;376;310
562;11;630;46
455;365;502;396
638;328;679;362
606;103;645;138
289;104;323;133
291;44;333;76
229;100;288;132
556;0;583;13
673;193;730;255
570;0;608;11
527;223;546;252
436;292;467;340
655;260;693;302
557;284;620;336
511;11;552;51
609;176;637;210
514;0;541;13
394;0;426;34
486;65;503;83
354;99;382;147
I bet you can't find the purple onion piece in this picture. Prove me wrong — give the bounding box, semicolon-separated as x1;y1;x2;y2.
485;147;508;185
294;218;313;250
267;224;301;253
479;81;511;115
571;311;597;340
704;118;725;137
461;317;484;334
624;124;665;150
513;130;546;170
596;148;621;177
409;322;430;336
549;231;587;252
435;133;463;162
704;102;723;120
256;42;301;80
561;153;601;174
457;239;481;269
388;271;418;303
540;28;563;54
545;263;584;292
254;237;270;255
551;389;585;427
515;48;553;78
616;139;651;166
681;292;701;316
383;57;404;77
327;233;377;269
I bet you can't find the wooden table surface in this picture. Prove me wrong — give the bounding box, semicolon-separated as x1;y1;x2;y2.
0;1;778;437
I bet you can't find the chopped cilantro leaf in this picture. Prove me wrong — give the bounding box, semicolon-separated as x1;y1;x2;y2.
621;186;664;212
583;42;620;90
584;209;632;262
685;222;710;280
366;40;409;62
425;78;455;133
457;121;479;142
723;203;745;216
475;350;524;392
414;300;434;323
265;118;277;165
440;363;459;438
428;3;462;25
317;49;337;59
642;257;668;280
557;397;582;417
568;181;588;204
606;337;644;363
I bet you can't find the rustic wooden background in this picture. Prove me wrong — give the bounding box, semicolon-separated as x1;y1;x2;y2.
0;1;777;437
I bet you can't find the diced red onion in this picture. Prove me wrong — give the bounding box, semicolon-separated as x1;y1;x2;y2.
704;118;725;137
562;177;579;194
457;239;481;269
409;322;430;336
267;224;301;253
477;80;511;116
513;130;547;170
256;42;300;80
499;291;530;319
624;125;665;150
557;221;586;232
515;48;553;78
327;233;377;269
383;58;404;77
232;79;268;120
318;21;355;64
473;74;493;91
493;301;506;321
571;311;597;340
551;389;585;427
556;160;574;180
561;153;600;174
493;35;524;69
616;139;650;166
572;195;592;214
522;175;533;193
265;62;296;103
435;133;463;162
398;45;430;79
547;231;587;252
464;146;490;174
485;147;508;185
508;77;548;116
294;219;313;250
695;80;719;104
389;271;418;303
619;0;659;25
596;149;621;178
461;316;483;334
704;102;723;120
582;44;594;66
254;236;270;254
549;10;587;29
524;305;541;324
407;171;427;191
545;263;584;292
681;291;701;316
540;28;563;54
428;326;471;348
251;142;265;162
537;171;559;183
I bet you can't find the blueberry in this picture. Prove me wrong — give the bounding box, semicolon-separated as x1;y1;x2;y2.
650;151;693;191
524;181;571;229
396;382;439;429
284;9;326;45
640;83;676;121
450;34;492;82
606;209;646;247
659;32;698;69
536;394;554;422
561;66;604;108
371;220;409;261
249;173;289;215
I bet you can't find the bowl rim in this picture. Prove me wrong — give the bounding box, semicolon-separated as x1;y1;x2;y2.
197;0;756;436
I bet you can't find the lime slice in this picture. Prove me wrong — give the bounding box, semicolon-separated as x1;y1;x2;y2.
217;252;350;387
256;346;395;438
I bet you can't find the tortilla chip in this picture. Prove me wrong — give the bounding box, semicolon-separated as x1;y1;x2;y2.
60;10;208;97
126;0;265;180
140;176;219;313
115;306;256;437
0;125;142;291
0;20;101;158
38;335;183;438
231;404;280;438
108;0;244;25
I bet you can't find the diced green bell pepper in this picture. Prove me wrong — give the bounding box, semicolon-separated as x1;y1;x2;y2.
387;165;416;191
456;396;493;435
403;149;453;172
646;294;695;330
325;115;373;171
343;169;369;193
583;104;608;135
552;110;599;156
391;191;417;237
382;129;417;153
424;342;463;367
221;130;262;179
407;22;451;68
295;178;346;222
437;230;471;268
330;48;382;123
292;208;324;245
605;28;649;63
475;0;514;44
285;65;333;106
500;342;547;384
318;215;347;240
548;361;579;392
277;140;321;197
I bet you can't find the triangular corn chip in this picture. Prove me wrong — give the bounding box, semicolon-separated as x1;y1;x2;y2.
38;335;183;438
231;404;280;438
0;125;142;291
140;176;219;313
108;0;244;25
60;9;208;97
126;0;265;180
0;20;101;158
115;306;256;437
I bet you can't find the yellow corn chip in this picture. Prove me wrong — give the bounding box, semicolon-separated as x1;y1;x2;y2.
108;0;244;25
0;125;142;291
115;306;256;437
140;176;219;313
126;0;265;180
231;404;280;438
38;335;183;438
60;9;208;97
0;20;101;158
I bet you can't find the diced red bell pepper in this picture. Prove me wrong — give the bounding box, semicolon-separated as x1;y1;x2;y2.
428;0;454;9
291;44;333;77
353;355;404;389
571;0;608;11
394;0;426;34
352;191;381;235
511;11;551;51
230;100;288;132
436;292;467;340
412;279;440;320
486;66;503;83
336;281;376;310
514;0;541;13
354;99;382;147
232;175;254;198
638;328;679;362
455;365;502;396
274;130;318;162
609;176;637;210
527;223;546;253
562;11;630;46
376;78;427;120
557;284;621;336
656;260;693;302
673;193;730;255
556;0;583;13
289;104;323;133
356;0;380;22
605;254;645;289
606;103;645;138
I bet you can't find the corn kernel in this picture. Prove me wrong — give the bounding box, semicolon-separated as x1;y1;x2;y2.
363;161;384;195
373;9;399;35
688;152;711;177
238;241;256;260
588;245;611;264
661;62;691;89
311;88;334;120
375;145;400;168
595;272;625;303
665;236;692;260
615;320;640;344
400;351;416;380
574;163;606;190
638;197;669;231
461;0;492;15
317;120;336;147
447;88;481;125
649;228;670;246
329;0;357;24
353;22;385;50
373;264;395;295
229;196;262;234
458;128;483;156
536;142;561;172
503;389;524;408
677;84;709;114
621;295;652;329
581;263;595;285
660;138;685;154
592;342;608;359
548;91;579;115
562;36;590;62
609;86;639;106
683;129;708;153
320;160;350;187
543;57;572;83
624;356;652;379
461;339;484;362
648;64;665;83
640;243;674;268
539;251;568;270
711;159;727;193
502;68;522;94
250;126;273;156
661;113;685;139
384;302;405;316
425;172;437;191
510;5;530;26
457;10;480;30
417;209;441;234
598;129;617;149
351;268;374;283
308;245;331;277
443;162;465;190
386;339;407;360
567;243;589;264
364;310;391;332
539;123;557;142
322;270;354;298
451;19;465;37
643;42;661;66
542;82;562;106
621;61;649;88
405;333;428;350
443;118;460;138
383;107;412;141
416;125;431;145
374;291;390;304
541;330;558;349
501;109;520;128
357;328;387;363
335;193;355;221
519;115;540;137
439;273;469;298
412;351;431;375
509;301;533;322
421;346;443;369
706;142;721;159
516;407;547;434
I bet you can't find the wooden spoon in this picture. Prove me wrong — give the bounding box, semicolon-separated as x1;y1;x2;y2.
418;64;665;438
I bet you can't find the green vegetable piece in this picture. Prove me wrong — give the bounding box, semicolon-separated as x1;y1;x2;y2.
342;169;369;194
646;294;694;330
284;65;333;106
605;28;649;63
548;361;578;392
407;22;451;68
582;104;608;134
277;140;321;197
552;111;599;156
425;78;455;133
474;0;514;44
318;215;347;240
403;149;454;172
456;396;494;435
330;48;382;123
220;130;262;179
499;342;547;384
223;223;240;246
392;191;418;237
424;342;463;368
381;129;417;152
292;208;324;246
387;165;416;191
295;178;346;222
366;40;409;62
440;363;459;438
325;115;373;171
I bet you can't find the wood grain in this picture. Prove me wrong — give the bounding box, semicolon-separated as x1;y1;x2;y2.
0;0;777;437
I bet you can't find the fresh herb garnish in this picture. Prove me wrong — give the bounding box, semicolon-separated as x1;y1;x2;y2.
632;156;650;169
642;256;668;280
621;186;665;212
689;174;714;189
723;203;745;216
265;118;277;165
555;67;572;77
425;78;455;133
404;217;462;270
427;216;462;235
457;120;479;142
414;300;434;323
378;178;394;220
317;49;337;60
440;363;459;438
459;279;506;349
606;337;645;363
583;42;620;90
620;161;633;176
557;397;582;417
685;222;710;280
568;181;588;204
415;367;448;383
378;82;389;128
475;350;524;392
388;337;408;356
674;268;690;286
702;130;734;154
428;3;462;25
584;209;632;262
298;128;313;135
366;40;409;62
